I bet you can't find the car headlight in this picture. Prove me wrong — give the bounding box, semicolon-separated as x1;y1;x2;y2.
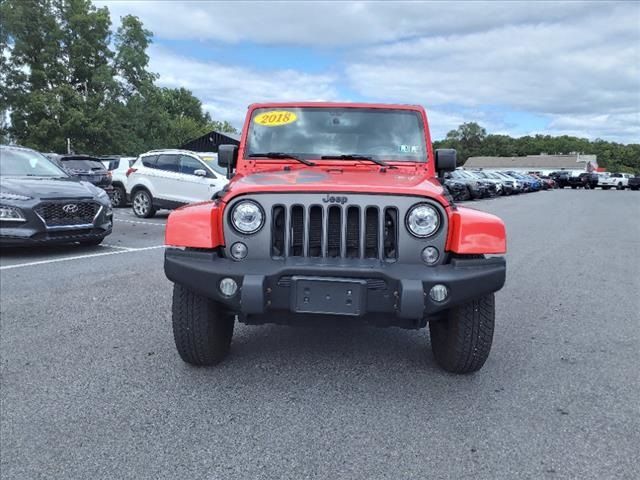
406;203;440;238
0;191;31;201
95;189;109;201
0;205;26;222
231;200;264;234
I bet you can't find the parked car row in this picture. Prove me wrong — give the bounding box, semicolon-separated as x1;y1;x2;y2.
443;169;551;201
548;171;637;190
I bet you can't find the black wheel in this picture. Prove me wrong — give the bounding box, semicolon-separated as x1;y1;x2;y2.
616;183;623;190
111;185;127;207
79;237;105;246
430;294;495;374
132;189;156;218
172;284;235;366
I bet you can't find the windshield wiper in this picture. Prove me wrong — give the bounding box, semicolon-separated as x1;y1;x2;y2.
248;152;316;166
320;154;397;169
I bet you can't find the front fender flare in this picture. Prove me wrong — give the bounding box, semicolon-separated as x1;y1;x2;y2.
446;206;506;254
165;201;225;249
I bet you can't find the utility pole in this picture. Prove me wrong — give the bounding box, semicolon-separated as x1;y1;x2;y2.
67;138;71;154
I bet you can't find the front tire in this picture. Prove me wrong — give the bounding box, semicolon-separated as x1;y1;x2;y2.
172;284;235;366
132;189;156;218
429;294;495;374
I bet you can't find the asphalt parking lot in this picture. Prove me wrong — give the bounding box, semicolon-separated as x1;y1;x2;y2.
1;191;639;480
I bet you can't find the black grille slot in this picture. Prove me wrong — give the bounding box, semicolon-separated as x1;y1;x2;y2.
346;207;360;258
308;206;323;257
271;206;285;257
34;201;99;227
364;207;379;258
383;207;398;260
326;206;341;257
290;206;304;256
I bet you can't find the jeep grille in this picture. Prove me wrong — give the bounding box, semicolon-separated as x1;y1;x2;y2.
270;204;398;260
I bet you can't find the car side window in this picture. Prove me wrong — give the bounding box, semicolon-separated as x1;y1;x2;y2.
142;155;159;168
179;155;212;176
155;154;180;173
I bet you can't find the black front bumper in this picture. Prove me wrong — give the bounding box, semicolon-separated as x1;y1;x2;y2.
0;203;112;246
165;249;506;326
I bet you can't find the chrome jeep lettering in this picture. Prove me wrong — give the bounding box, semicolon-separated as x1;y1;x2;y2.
322;194;348;204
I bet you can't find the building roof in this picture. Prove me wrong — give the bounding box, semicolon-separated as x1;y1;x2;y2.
180;130;241;152
464;154;596;169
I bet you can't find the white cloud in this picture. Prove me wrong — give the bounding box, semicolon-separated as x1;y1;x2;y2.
344;3;640;140
96;0;640;142
148;46;339;127
98;1;615;47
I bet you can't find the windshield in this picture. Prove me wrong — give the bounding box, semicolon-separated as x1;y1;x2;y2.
197;153;226;175
0;148;68;177
246;107;427;162
60;159;105;171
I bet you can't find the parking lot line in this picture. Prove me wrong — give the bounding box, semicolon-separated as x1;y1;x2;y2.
114;218;166;226
99;244;133;251
0;245;165;271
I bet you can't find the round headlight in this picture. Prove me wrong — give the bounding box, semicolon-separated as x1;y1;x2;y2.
406;204;440;238
231;200;264;234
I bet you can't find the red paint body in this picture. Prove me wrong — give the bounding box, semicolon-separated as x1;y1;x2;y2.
165;102;506;254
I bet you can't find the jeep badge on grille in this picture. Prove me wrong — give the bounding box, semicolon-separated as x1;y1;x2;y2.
322;194;348;204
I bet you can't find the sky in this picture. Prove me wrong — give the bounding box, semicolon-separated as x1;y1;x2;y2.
96;0;640;143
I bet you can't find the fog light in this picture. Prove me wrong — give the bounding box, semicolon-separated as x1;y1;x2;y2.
0;206;26;222
429;284;448;302
219;277;238;297
421;246;439;265
230;242;248;260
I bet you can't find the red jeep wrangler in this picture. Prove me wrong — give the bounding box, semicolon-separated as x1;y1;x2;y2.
164;103;506;373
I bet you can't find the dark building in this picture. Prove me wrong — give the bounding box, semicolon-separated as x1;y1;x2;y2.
180;130;241;153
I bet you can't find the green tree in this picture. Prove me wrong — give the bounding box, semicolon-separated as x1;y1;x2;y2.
114;14;156;95
2;0;236;155
434;121;639;174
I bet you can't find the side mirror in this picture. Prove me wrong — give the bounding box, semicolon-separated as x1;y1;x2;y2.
219;144;238;165
193;169;207;177
218;144;238;179
435;149;457;174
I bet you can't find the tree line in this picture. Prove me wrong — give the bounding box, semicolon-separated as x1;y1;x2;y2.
0;0;236;156
434;122;640;174
1;1;637;170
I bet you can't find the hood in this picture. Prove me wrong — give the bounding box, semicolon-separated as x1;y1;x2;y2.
0;176;98;199
221;166;447;202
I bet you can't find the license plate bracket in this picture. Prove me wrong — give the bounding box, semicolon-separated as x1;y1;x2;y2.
291;277;367;316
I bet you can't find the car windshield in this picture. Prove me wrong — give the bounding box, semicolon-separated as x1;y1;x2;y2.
456;170;475;179
0;148;68;177
60;159;105;171
246;107;427;162
197;153;226;175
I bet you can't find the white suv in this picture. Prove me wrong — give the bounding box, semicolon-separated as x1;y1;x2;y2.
126;149;229;218
599;172;633;190
102;157;137;207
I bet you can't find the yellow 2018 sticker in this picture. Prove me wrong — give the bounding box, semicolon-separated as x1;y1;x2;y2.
254;110;298;127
